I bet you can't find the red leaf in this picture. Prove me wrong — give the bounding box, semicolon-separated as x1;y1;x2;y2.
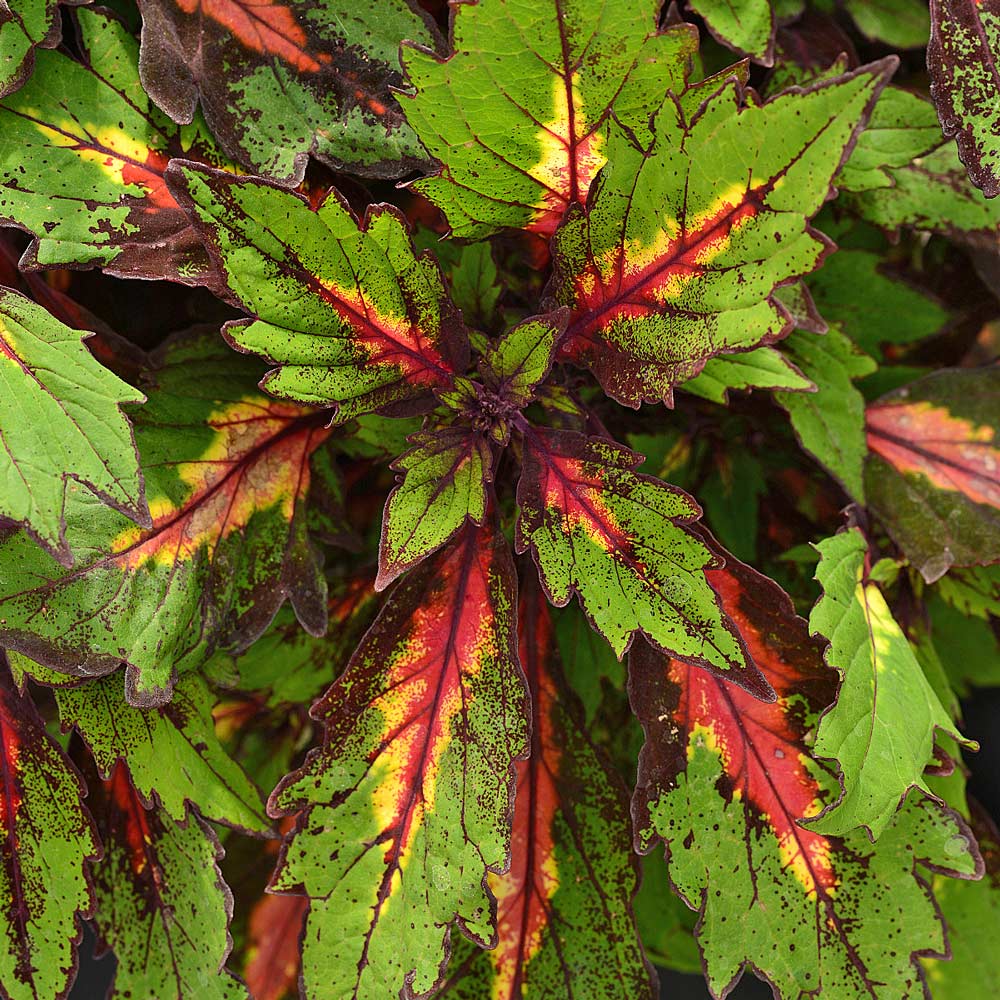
245;893;307;1000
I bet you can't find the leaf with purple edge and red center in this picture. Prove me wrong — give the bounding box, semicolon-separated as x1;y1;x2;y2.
0;332;334;707
168;162;470;419
442;573;655;1000
515;426;773;699
630;557;984;1000
402;0;700;240
546;61;893;408
268;517;528;1000
929;0;1000;198
92;763;248;1000
0;660;100;1000
137;0;438;184
0;7;238;293
865;365;1000;582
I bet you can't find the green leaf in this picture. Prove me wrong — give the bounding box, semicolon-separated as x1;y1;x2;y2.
412;233;503;333
775;326;877;500
480;310;567;410
806;246;950;355
929;0;1000;197
0;661;99;1000
681;345;812;404
269;519;528;1000
515;427;773;699
633;850;701;974
927;593;1000;694
94;765;248;1000
865;366;1000;581
376;427;492;590
845;0;931;48
0;0;63;96
549;62;892;407
922;808;1000;997
839;87;945;193
936;564;1000;619
136;0;438;183
553;600;626;725
442;579;654;1000
0;333;332;706
402;0;699;239
0;8;236;289
55;672;270;834
689;0;776;64
630;559;983;999
0;287;148;565
168;163;469;418
807;528;970;838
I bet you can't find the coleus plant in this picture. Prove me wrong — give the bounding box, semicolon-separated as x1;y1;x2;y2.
0;0;998;998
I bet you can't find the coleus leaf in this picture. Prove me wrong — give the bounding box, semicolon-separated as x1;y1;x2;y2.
515;426;773;699
54;671;269;834
922;807;1000;996
244;892;307;1000
548;62;892;408
402;0;699;239
775;326;877;501
137;0;438;184
630;558;984;999
926;593;1000;694
268;517;528;1000
929;0;1000;198
0;660;99;1000
0;0;73;97
937;564;1000;619
844;0;931;48
0;286;148;565
865;366;1000;582
93;764;248;999
680;345;812;404
0;333;332;706
442;574;654;1000
0;8;236;291
807;528;971;838
480;310;567;411
377;427;493;590
688;0;776;64
168;163;469;417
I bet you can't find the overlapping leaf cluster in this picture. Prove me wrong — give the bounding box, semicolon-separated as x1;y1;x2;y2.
0;1;998;998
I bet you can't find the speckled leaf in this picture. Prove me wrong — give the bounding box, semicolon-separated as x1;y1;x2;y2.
480;311;568;410
689;0;776;64
245;893;307;1000
0;661;99;1000
0;287;147;565
377;427;492;590
807;529;971;838
442;576;654;1000
923;807;1000;997
93;764;248;1000
169;163;469;417
0;333;332;707
402;0;699;239
681;345;812;404
268;518;528;1000
929;0;1000;197
549;63;891;408
865;366;1000;582
631;558;984;1000
0;0;75;97
515;426;772;699
776;326;876;501
0;7;236;290
55;671;269;833
937;564;1000;619
137;0;438;183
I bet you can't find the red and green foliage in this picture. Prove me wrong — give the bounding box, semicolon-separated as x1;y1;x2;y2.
0;1;998;998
